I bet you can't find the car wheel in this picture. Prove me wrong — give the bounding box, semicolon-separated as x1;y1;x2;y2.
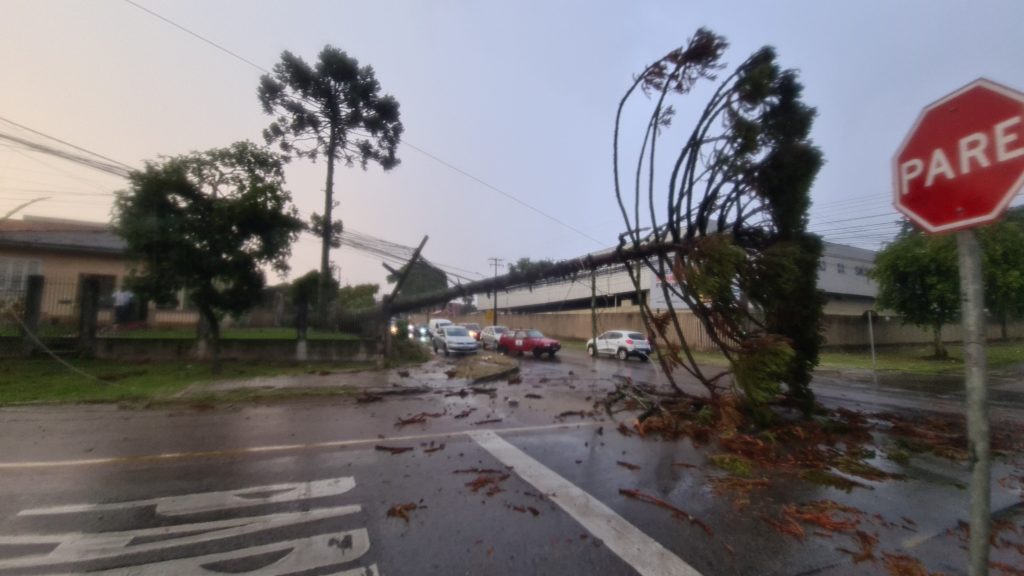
549;350;557;358
587;345;596;358
617;348;629;361
532;348;543;358
433;344;438;354
443;344;450;357
497;345;506;354
640;353;650;362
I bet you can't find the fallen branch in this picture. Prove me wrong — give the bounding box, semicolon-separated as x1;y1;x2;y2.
375;445;414;455
619;488;712;536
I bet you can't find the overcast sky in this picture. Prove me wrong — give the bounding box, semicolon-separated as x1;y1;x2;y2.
2;0;1023;289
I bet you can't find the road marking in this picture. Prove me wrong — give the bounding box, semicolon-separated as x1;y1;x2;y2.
0;422;597;469
45;530;375;576
0;505;360;569
19;477;356;516
469;430;704;576
3;476;378;575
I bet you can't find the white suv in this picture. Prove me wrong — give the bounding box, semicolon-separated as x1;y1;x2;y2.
586;329;652;361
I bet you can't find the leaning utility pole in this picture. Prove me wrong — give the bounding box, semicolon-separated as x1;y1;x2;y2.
488;257;503;326
590;269;598;352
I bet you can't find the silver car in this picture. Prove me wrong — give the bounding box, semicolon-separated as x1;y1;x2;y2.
433;325;479;356
586;329;652;361
480;325;509;349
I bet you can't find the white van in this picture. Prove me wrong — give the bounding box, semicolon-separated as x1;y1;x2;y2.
428;318;453;337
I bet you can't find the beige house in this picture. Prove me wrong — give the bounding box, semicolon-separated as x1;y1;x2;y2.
0;216;195;325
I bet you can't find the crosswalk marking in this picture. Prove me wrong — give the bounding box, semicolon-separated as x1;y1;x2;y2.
19;477;356;517
3;476;378;575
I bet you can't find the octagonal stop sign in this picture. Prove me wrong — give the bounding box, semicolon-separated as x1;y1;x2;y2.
894;79;1024;233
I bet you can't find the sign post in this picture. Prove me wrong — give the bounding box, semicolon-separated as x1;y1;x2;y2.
894;78;1024;576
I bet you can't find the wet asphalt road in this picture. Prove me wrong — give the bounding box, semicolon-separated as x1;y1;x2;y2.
0;346;1021;575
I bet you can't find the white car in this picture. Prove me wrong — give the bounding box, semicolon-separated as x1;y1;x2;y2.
586;329;652;361
428;318;453;337
480;325;509;349
432;325;479;356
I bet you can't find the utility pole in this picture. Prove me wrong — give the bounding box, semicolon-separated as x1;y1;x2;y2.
590;269;597;352
488;257;503;326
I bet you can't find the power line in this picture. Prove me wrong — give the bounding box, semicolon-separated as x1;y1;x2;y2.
0;116;134;172
120;0;607;248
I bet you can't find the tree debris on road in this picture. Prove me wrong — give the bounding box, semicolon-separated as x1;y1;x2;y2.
375;445;414;455
618;488;712;536
386;503;420;522
395;411;446;427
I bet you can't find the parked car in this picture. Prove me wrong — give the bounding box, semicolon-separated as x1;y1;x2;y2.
460;323;483;341
428;318;453;337
586;329;651;361
432;325;479;356
409;324;430;339
498;329;560;358
480;325;509;349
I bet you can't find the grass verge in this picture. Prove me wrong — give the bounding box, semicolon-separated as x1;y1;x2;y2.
0;358;376;405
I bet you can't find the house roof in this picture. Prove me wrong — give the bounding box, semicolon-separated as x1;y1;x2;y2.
0;216;126;255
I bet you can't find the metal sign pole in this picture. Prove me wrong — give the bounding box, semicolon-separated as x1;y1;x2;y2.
956;229;990;576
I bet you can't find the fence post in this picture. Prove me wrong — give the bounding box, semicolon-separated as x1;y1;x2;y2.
21;275;44;355
78;276;99;357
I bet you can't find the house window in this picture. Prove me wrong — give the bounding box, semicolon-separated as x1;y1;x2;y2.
818;261;827;272
837;263;846;274
0;258;42;295
855;266;866;276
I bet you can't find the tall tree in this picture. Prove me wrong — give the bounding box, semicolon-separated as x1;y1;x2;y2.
387;261;447;304
870;230;959;358
337;283;380;311
115;142;304;372
613;28;825;417
259;46;403;316
980;208;1024;339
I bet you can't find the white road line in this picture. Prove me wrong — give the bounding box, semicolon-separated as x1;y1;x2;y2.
0;422;597;469
44;530;375;576
19;477;356;516
0;505;360;570
469;430;704;576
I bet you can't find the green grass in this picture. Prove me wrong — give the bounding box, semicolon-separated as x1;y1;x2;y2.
564;337;1024;375
817;340;1024;374
0;358;375;405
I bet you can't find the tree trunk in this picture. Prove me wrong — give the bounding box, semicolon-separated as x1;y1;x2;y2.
200;307;222;374
933;325;947;359
1000;312;1008;341
317;136;338;322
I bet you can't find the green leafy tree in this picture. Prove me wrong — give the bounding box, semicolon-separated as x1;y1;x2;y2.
290;270;339;308
871;230;959;358
614;28;825;416
114;142;304;372
387;261;447;303
259;46;403;315
507;258;557;284
337;283;379;311
980;209;1024;339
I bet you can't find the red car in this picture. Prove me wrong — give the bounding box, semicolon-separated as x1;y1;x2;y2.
498;329;561;358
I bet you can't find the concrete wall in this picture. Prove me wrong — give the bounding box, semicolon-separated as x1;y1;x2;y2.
422;309;1024;349
93;338;379;362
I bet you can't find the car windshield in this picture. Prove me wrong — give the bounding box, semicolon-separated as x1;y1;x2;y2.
463;323;481;330
628;332;646;340
494;326;508;334
445;327;469;337
527;330;545;338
